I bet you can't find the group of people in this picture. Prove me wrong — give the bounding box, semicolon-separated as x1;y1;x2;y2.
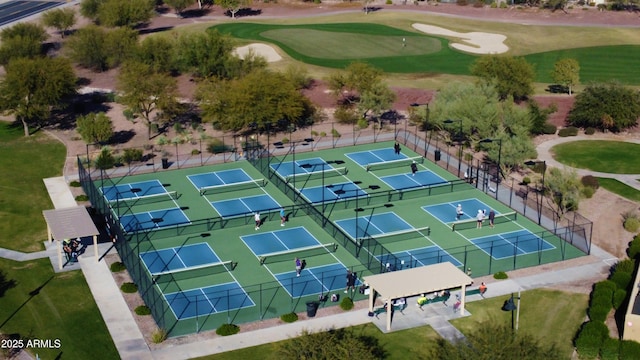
254;208;288;230
63;239;81;263
455;204;495;228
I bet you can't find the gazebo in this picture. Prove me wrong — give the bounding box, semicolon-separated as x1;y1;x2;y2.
363;262;473;331
42;206;100;270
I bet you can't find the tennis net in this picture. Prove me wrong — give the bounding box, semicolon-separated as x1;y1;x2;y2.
151;260;236;284
370;226;431;243
259;243;338;265
451;211;517;231
366;156;424;172
199;178;267;196
109;190;179;207
284;167;347;183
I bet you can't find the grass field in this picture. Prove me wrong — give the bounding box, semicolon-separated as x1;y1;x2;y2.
0;258;119;359
0;122;65;252
597;178;640;202
551;140;640;174
194;289;588;359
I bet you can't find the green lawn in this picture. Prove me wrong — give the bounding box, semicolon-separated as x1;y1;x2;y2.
551;140;640;174
0;258;119;359
196;289;587;359
597;178;640;202
0;122;66;252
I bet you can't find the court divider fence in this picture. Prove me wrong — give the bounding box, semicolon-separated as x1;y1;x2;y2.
78;123;592;337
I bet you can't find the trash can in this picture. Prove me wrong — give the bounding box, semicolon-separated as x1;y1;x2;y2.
306;301;319;317
161;158;169;169
434;150;441;162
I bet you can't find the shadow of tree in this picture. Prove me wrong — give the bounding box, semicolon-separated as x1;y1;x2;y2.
0;270;17;298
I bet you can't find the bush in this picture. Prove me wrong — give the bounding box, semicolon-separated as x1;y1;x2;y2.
613;259;636;275
581;186;595;199
624;217;640;233
386;0;392;3
499;1;507;8
191;149;200;155
575;321;609;359
122;148;143;164
610;271;632;290
619;340;640;359
135;305;151;315
69;180;81;187
584;127;596;135
542;123;557;134
581;175;600;189
110;261;126;272
331;128;341;138
627;235;640;259
216;323;240;336
587;304;609;322
521;176;531;185
473;0;484;7
558;126;579;137
75;194;89;202
151;328;167;343
120;282;138;293
600;337;620;360
206;139;233;154
493;271;508;279
594;280;617;293
612;289;627;309
123;108;136;121
340;297;354;311
280;312;298;323
490;1;497;7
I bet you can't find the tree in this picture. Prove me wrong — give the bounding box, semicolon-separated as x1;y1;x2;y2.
566;82;640;132
172;30;238;79
97;0;155;27
0;57;76;136
41;7;77;38
196;69;309;134
0;22;48;65
433;322;562;360
165;0;194;16
103;27;139;68
76;112;114;144
358;81;397;131
117;61;179;139
64;25;138;71
80;0;106;20
544;167;585;222
551;58;579;95
470;55;535;101
135;36;175;73
215;0;251;18
527;100;557;135
273;328;386;359
328;62;384;104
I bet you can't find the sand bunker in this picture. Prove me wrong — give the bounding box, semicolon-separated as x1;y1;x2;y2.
233;43;282;62
412;24;508;54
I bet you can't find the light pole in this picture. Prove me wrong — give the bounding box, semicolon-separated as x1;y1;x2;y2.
524;160;547;225
501;291;521;332
479;138;502;199
409;103;431;157
299;160;345;214
444;119;463;178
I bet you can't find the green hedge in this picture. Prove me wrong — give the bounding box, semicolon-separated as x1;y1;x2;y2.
594;280;617;293
600;337;620;360
280;312;298;323
609;271;632;291
120;282;138;293
575;321;609;359
613;259;636;275
340;297;354;311
110;262;126;272
558;126;579;137
542;123;557;135
619;340;640;359
587;304;609;323
135;305;151;316
612;289;627;310
216;323;240;336
628;235;640;259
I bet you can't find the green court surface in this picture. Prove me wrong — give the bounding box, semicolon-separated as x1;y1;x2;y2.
81;141;587;336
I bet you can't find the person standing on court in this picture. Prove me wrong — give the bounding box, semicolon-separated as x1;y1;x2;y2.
295;257;302;277
345;270;356;293
456;204;463;220
488;209;495;228
476;209;484;229
410;161;418;176
254;212;261;230
280;207;286;227
394;141;401;155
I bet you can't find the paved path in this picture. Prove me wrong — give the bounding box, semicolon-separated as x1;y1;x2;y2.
535;135;640;190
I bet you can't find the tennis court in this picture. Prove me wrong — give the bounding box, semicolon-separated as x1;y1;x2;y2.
300;181;367;203
335;212;420;239
101;179;170;202
422;198;498;224
210;194;281;218
187;168;263;195
119;207;190;232
377;245;462;270
466;229;556;260
270;157;348;181
164;282;255;320
140;243;220;274
274;263;352;298
379;170;447;190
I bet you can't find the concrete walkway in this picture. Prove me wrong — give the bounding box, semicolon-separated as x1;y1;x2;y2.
535;135;640;191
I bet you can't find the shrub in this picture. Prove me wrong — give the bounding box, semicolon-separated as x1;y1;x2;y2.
600;337;620;360
334;106;358;124
122;148;143;164
340;297;354;310
612;289;627;309
155;135;169;146
331;128;341;138
581;186;595;199
613;259;636;275
588;304;609;322
386;0;392;3
542;123;557;134
521;176;531;185
499;1;507;8
69;180;81;187
206;139;233;154
610;271;632;290
216;323;240;336
619;340;640;359
594;280;617;293
280;312;298;323
151;328;167;343
584;127;596;135
490;1;497;7
473;0;484;7
624;217;640;233
110;261;126;272
135;305;151;315
123;108;136;121
558;126;579;137
627;235;640;259
94;147;115;169
574;321;609;359
493;271;508;279
75;194;89;202
581;175;600;189
191;149;200;155
120;282;138;293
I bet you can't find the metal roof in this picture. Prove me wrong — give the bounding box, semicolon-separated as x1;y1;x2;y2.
42;206;99;240
363;262;473;299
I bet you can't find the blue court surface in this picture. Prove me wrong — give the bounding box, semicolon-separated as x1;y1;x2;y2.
140;243;219;274
101;179;168;201
346;148;406;167
300;181;367;203
380;170;447;190
164;282;255;319
211;194;281;218
335;212;413;239
422;198;498;224
187;169;252;190
119;207;190;232
270;157;336;178
377;245;462;269
275;263;355;298
241;227;319;256
470;229;555;260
